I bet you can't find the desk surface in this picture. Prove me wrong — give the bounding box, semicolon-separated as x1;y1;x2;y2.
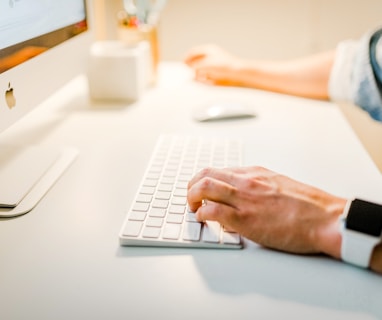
1;62;382;320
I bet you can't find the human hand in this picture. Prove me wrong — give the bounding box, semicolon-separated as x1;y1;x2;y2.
187;166;346;258
183;44;244;86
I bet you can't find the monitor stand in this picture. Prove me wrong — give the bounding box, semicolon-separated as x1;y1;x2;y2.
0;145;78;218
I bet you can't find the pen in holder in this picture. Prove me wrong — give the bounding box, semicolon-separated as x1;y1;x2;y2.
117;11;159;85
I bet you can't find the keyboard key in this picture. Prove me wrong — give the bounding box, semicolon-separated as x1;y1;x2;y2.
166;214;184;224
202;221;221;243
183;222;201;241
163;170;177;177
136;194;152;203
185;212;197;222
180;168;193;175
162;223;181;240
143;179;158;187
155;191;171;200
123;221;143;237
173;189;187;197
148;208;166;217
158;184;173;192
160;177;175;185
178;175;192;182
146;172;160;179
165;164;178;171
142;226;161;238
148;165;162;173
171;196;187;205
146;217;164;227
175;181;188;189
132;202;149;212
222;231;241;244
140;186;155;195
129;211;146;221
169;205;185;214
152;199;169;208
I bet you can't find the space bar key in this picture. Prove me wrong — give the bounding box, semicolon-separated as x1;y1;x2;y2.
202;221;221;243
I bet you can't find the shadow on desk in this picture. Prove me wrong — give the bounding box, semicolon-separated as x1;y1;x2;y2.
116;240;382;319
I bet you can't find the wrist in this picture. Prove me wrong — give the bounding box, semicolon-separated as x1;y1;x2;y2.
315;197;347;259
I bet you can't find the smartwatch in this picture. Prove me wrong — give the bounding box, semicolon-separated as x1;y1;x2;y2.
340;198;382;268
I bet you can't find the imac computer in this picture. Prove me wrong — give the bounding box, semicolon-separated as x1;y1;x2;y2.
0;0;92;217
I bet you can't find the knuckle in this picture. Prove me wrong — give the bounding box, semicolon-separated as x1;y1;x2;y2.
226;184;237;198
243;178;258;190
241;176;258;190
252;165;267;172
199;177;213;191
199;167;213;177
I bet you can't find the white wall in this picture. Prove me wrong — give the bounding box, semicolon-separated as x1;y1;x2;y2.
95;0;382;59
160;0;382;60
93;0;382;171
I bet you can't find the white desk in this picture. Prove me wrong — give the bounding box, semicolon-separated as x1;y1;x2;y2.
1;62;382;320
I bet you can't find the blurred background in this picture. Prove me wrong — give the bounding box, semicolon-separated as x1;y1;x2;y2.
92;0;382;171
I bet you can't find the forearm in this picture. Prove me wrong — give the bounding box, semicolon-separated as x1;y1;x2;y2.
233;50;336;100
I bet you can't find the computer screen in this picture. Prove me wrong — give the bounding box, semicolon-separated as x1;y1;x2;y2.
0;0;90;132
0;0;92;217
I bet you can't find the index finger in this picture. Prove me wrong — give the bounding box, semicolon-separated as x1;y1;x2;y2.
188;167;237;189
187;169;238;212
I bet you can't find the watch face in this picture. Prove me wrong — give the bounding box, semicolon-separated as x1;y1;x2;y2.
346;199;382;237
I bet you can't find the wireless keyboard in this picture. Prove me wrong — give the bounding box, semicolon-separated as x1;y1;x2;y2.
119;135;243;249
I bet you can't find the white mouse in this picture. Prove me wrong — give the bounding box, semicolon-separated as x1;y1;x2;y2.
193;102;256;122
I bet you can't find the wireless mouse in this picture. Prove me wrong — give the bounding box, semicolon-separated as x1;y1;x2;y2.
193;102;256;122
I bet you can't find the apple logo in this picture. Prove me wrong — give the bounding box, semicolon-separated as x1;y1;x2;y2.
5;82;16;109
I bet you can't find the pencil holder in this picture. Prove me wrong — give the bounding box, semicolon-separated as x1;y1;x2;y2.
87;41;150;101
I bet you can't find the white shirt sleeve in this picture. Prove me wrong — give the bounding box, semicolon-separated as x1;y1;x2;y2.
328;28;382;122
328;40;357;102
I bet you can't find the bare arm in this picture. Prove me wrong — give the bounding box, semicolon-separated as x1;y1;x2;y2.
184;44;335;100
